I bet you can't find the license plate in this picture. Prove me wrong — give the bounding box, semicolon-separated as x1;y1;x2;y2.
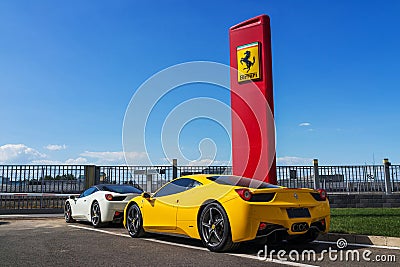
287;208;311;218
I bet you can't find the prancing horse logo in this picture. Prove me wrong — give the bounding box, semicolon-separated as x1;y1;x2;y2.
240;50;256;73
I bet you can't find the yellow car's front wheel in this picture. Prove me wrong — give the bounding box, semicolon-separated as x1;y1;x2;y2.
126;203;145;238
199;203;239;252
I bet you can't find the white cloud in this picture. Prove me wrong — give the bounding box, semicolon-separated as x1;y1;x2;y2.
187;159;229;166
0;145;150;165
65;157;88;165
277;156;313;166
299;122;311;127
0;144;46;164
80;151;147;165
45;144;67;151
31;159;63;165
160;157;230;166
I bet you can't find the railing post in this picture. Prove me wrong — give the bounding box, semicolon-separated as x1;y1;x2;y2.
84;165;96;190
146;174;152;193
313;159;320;189
95;166;100;185
383;158;392;195
172;159;178;180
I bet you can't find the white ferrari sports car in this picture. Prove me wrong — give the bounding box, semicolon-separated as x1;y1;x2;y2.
64;184;143;227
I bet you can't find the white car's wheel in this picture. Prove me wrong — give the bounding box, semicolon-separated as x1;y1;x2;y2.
91;201;104;228
64;202;74;223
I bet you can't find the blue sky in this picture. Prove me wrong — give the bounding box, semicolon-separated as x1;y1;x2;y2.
0;0;399;165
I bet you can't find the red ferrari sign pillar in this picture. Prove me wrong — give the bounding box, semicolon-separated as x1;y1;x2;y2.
229;15;277;184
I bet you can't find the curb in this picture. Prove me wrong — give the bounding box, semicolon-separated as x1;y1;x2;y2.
0;214;64;220
318;233;400;248
0;208;63;215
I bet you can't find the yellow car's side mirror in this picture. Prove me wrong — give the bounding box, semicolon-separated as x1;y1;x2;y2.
142;192;151;200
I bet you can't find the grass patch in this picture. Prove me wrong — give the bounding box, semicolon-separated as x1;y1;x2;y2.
330;208;400;237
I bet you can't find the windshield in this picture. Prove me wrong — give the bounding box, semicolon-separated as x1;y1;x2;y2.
207;175;280;189
102;185;143;194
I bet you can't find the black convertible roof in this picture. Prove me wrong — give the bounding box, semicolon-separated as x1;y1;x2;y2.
94;183;143;192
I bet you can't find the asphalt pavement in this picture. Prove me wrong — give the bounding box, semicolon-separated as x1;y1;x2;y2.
0;218;398;267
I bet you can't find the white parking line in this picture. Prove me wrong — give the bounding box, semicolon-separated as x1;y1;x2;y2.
313;240;400;251
68;225;130;238
68;225;318;267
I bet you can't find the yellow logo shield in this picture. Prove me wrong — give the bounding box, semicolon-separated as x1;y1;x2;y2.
237;42;261;82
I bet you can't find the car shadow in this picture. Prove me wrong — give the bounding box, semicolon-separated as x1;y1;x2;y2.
69;220;365;258
69;220;124;228
140;233;361;256
144;232;205;248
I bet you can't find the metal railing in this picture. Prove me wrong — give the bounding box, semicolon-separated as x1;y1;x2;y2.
98;165;173;192
1;161;399;212
0;193;71;210
277;165;400;193
0;165;85;193
1;164;400;194
319;165;386;193
277;166;315;189
97;165;231;192
389;165;400;192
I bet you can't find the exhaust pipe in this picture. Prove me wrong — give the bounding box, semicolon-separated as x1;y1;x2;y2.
291;222;309;232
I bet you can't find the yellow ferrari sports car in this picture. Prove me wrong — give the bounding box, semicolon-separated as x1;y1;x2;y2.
123;174;330;252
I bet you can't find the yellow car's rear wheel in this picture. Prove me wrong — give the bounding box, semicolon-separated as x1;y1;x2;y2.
199;203;238;252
